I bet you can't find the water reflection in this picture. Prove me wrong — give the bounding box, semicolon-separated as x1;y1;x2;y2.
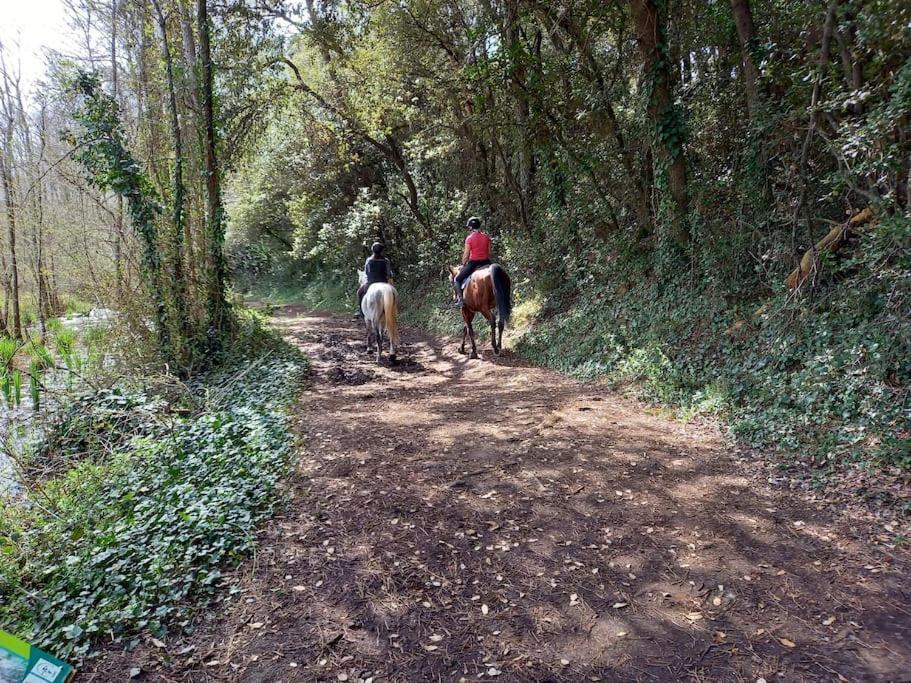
1;308;115;498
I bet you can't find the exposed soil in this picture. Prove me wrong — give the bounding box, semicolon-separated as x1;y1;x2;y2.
85;308;911;682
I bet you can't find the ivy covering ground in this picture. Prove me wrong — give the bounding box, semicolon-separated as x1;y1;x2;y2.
0;314;308;658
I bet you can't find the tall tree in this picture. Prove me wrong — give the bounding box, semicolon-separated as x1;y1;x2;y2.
0;54;23;339
153;0;191;350
110;0;125;300
791;0;840;272
198;0;228;340
730;0;762;122
629;0;690;250
535;2;652;234
504;0;535;232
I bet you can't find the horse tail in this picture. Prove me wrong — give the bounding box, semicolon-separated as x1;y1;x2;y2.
490;264;512;325
383;285;400;350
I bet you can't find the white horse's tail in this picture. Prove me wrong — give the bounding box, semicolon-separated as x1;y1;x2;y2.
383;286;399;355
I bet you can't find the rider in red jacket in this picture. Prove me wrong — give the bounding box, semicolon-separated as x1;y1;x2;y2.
452;216;492;308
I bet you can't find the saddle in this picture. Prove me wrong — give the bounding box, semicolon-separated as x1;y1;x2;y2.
460;265;492;291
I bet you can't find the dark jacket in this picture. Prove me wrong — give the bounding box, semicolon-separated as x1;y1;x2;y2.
364;256;393;284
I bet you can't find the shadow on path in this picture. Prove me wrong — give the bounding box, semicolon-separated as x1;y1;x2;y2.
87;308;911;683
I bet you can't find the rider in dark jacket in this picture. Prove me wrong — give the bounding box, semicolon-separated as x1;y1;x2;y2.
355;242;393;318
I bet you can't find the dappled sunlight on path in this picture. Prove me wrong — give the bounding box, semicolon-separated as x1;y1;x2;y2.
87;308;911;683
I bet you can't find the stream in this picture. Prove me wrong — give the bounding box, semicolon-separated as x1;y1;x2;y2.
0;308;114;497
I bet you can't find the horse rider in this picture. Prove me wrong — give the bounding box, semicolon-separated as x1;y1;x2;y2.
355;242;393;319
452;216;492;308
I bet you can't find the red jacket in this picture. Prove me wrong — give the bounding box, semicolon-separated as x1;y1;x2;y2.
465;231;491;260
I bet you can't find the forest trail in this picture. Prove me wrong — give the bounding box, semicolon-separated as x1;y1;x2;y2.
89;308;910;682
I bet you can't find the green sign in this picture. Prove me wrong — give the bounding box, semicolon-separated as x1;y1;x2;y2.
0;631;74;683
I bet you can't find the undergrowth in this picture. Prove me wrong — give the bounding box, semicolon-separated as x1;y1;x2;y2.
516;215;910;472
0;311;309;658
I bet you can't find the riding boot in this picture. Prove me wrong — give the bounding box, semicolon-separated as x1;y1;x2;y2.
451;281;465;308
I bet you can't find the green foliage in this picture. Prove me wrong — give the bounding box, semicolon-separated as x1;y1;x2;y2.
63;69;172;360
1;339;25;408
25;343;52;410
0;320;308;657
516;216;911;470
223;0;910;484
0;338;19;369
65;71;161;245
1;369;23;407
52;328;77;370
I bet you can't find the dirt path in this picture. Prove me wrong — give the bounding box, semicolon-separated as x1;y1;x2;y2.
90;309;910;682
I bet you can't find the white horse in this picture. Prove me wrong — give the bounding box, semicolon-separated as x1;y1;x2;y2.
358;270;400;363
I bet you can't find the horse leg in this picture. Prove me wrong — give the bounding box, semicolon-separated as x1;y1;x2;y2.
483;310;498;355
459;323;468;354
466;317;479;359
388;325;397;363
365;320;373;353
498;318;505;354
376;326;383;363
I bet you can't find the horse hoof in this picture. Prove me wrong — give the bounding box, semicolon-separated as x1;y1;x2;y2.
493;348;501;356
389;354;398;365
459;348;467;355
470;353;479;360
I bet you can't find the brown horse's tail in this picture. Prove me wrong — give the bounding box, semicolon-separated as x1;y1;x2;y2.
490;264;512;325
383;285;400;352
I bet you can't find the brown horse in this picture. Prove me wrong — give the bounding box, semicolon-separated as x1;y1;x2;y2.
447;264;512;359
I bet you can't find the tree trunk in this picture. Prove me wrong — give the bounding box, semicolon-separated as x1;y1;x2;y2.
111;0;125;301
730;0;771;202
0;53;22;339
505;0;535;232
48;253;61;314
154;0;191;354
837;14;863;115
0;147;22;340
34;115;48;339
629;0;690;249
0;243;9;336
15;81;49;338
0;276;11;336
730;0;761;121
178;0;201;280
198;0;228;341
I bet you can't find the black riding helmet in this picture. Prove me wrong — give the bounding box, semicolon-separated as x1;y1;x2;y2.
466;216;481;230
371;242;384;256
